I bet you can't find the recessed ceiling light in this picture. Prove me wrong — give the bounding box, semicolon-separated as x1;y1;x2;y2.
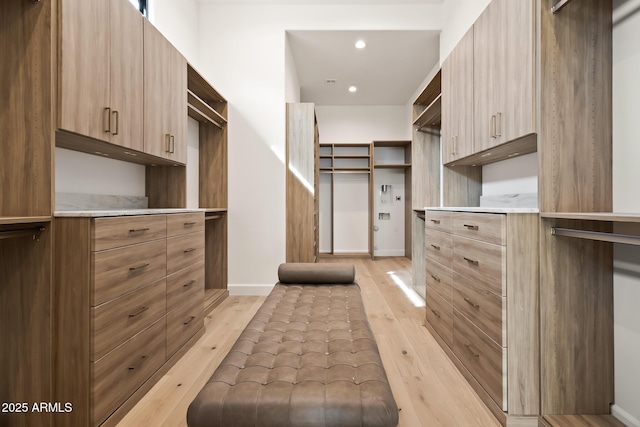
348;85;357;93
355;40;366;49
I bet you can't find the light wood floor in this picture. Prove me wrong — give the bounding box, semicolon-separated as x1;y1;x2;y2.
117;257;499;427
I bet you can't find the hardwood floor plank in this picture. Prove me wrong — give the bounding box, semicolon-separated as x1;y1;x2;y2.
117;257;501;427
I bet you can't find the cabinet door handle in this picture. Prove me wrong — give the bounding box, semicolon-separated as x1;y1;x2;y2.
463;257;479;266
463;297;479;309
491;114;496;138
464;344;480;358
430;309;440;319
129;262;150;271
171;135;175;153
496;112;502;137
430;219;440;224
104;107;111;133
431;274;440;282
165;134;171;153
183;316;196;325
430;244;440;250
451;136;455;156
183;247;196;253
184;279;196;288
454;136;458;156
129;227;150;233
184;221;196;226
128;306;149;317
112;110;119;135
128;355;147;370
463;224;479;230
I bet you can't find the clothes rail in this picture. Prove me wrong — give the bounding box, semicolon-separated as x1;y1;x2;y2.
551;0;575;14
0;226;45;241
551;226;640;246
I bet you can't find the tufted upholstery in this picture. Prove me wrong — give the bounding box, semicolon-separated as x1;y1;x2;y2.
187;264;399;427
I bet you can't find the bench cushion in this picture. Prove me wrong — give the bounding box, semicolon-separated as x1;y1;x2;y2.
187;265;399;427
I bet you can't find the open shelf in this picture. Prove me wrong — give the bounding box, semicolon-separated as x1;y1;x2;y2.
187;89;227;127
413;94;442;130
0;216;51;226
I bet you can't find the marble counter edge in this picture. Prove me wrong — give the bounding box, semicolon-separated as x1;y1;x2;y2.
54;208;206;217
424;207;540;214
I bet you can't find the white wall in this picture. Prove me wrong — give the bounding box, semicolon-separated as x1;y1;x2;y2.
612;1;640;424
285;34;301;103
197;3;441;290
482;152;538;196
315;105;411;143
440;0;490;62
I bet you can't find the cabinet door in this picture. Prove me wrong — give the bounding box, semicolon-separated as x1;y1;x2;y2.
143;21;172;160
454;28;475;159
58;0;110;142
109;0;144;151
441;53;455;164
168;45;187;165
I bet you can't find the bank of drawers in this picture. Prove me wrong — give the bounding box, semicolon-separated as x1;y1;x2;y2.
425;210;507;410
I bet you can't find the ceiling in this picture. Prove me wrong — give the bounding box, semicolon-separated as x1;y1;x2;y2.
287;30;440;105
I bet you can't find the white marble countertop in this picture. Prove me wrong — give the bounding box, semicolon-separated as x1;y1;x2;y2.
424;206;539;214
54;208;205;217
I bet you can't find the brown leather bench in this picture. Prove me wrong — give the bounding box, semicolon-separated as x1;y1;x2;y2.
187;263;399;427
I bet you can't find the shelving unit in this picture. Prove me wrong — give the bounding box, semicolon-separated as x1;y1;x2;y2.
413;69;442;131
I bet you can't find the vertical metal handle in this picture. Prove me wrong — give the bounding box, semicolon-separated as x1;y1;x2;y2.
104;107;111;133
496;112;502;137
454;136;458;156
112;110;119;135
451;137;455;156
165;134;171;153
171;135;175;153
490;115;496;138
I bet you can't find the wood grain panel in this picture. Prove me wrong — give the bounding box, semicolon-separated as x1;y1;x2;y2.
452;235;506;296
451;211;505;245
91;279;166;361
426;257;453;304
544;415;626;427
425;210;452;232
166;294;204;357
199;122;228;208
412;214;426;298
442;165;482;207
169;45;187;165
166;212;204;237
92;239;167;306
425;228;453;269
92;319;166;426
425;287;453;348
93;215;167;251
411;128;440;210
166;232;204;276
145;165;187;209
0;0;53;217
0;222;51;427
167;262;204;314
205;213;227;290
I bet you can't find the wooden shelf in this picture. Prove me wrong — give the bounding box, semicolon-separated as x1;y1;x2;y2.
413;94;442;129
203;208;227;213
541;212;640;222
187;89;227;127
413;69;442;106
373;163;411;169
187;63;226;117
333;155;370;159
0;216;51;225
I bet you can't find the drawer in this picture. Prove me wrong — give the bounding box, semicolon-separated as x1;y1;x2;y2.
167;232;205;276
452;235;505;296
451;212;505;245
167;212;205;237
453;273;504;346
92;318;166;426
425;287;453;348
93;215;166;251
425;210;452;232
91;279;167;361
453;309;505;410
167;262;204;314
426;258;453;304
425;228;453;269
92;239;167;305
166;293;203;357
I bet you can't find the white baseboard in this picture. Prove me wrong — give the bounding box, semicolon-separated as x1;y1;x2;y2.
374;249;406;257
228;284;273;296
612;404;640;427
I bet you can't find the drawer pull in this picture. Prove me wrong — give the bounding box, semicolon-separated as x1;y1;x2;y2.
184;221;197;226
128;306;149;317
430;309;440;319
128;355;147;370
430;274;441;282
184;279;196;288
183;247;197;253
129;227;150;233
463;297;480;309
184;316;196;325
463;257;479;266
464;344;480;359
430;244;440;250
430;219;441;224
129;262;150;271
463;224;479;230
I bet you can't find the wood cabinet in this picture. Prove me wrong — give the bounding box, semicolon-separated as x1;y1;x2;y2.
144;20;187;164
424;210;539;425
58;0;143;151
54;213;204;427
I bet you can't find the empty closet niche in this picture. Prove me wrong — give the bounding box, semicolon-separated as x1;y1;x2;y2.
319;173;333;253
333;173;370;255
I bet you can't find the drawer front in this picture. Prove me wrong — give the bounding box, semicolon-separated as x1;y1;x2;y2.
166;293;203;357
426;258;453;304
92;318;166;426
91;279;167;361
167;212;205;237
453;273;504;346
425;287;453;348
425;228;453;269
92;239;167;305
425;210;452;233
93;215;166;251
452;235;505;296
167;262;204;314
451;212;505;245
167;232;205;276
453;309;505;410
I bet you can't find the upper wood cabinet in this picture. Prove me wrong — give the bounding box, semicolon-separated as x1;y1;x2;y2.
474;0;535;153
442;28;474;165
58;0;143;151
144;20;187;165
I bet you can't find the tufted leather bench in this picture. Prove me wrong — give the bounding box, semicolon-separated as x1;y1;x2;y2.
187;263;399;427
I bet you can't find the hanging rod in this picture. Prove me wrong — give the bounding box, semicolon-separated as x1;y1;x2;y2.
551;0;574;14
551;227;640;246
0;226;45;241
